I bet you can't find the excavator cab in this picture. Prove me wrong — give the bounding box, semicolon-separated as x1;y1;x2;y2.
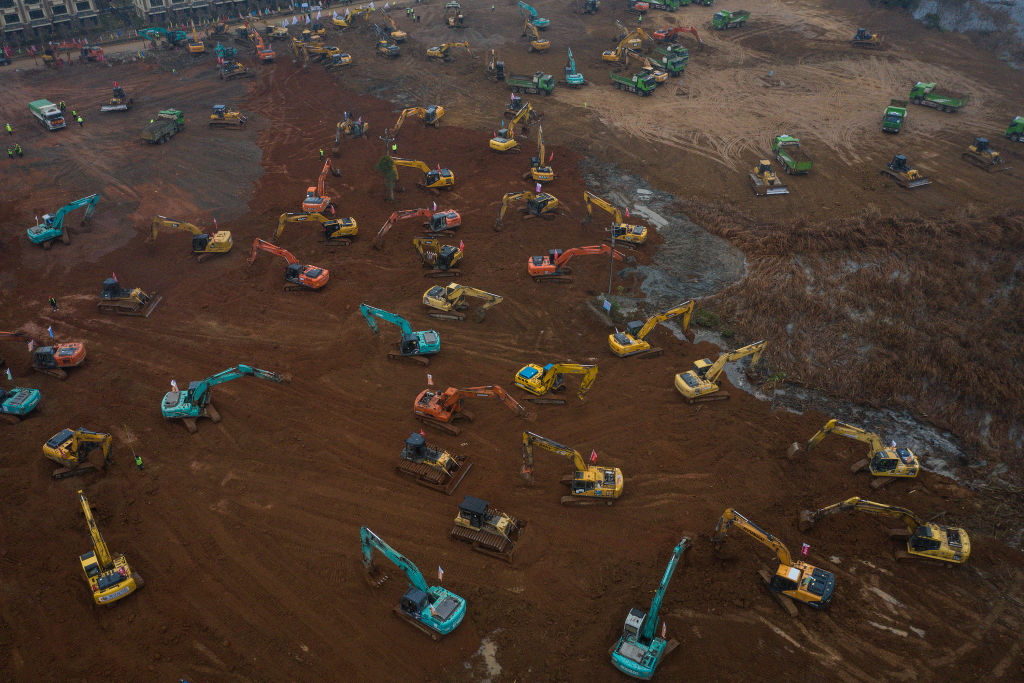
191;234;211;252
424;168;455;189
425;106;442;126
526;193;557;214
767;560;835;608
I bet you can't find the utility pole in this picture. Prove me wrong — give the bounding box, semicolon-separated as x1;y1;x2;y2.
379;128;395;157
608;230;616;295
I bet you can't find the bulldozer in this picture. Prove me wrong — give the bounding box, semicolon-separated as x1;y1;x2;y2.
219;60;253;80
97;277;162;317
375;208;462;249
799;497;970;564
494;191;561;229
527;245;626;283
609;301;693;358
208;104;247;128
881;154;932;188
360;303;441;366
150;216;233;262
413;237;463;276
749;160;789;196
802;418;920;488
851;28;882;49
398;432;472;494
427;41;473;62
43;427;112;479
248;239;329;291
513;362;598;404
422;283;503;322
445;1;466;28
100;84;133;112
582;191;648;246
962;137;1010;172
674;340;766;402
413;385;527;435
451;496;526;562
711;508;835;616
274;211;358;246
520;431;624;506
393;158;455;192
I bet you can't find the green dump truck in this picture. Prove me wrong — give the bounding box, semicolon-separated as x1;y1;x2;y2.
141;109;185;144
653;45;688;76
772;135;813;175
1005;116;1024;142
609;71;657;96
506;72;556;96
882;99;907;133
909;82;967;113
711;10;749;30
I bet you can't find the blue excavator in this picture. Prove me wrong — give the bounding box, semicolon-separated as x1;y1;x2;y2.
611;536;691;679
1;385;41;424
137;27;188;46
27;194;100;249
161;364;289;433
518;1;549;29
359;304;441;366
360;526;466;639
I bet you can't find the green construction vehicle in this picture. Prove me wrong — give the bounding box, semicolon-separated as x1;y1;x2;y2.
506;71;556;96
610;71;657;96
908;82;967;113
141;109;184;144
772;135;813;175
1005;116;1024;142
711;9;749;30
882;99;907;134
652;46;687;76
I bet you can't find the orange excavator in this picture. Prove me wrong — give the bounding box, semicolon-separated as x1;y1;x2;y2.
250;27;275;62
527;245;626;283
302;159;342;213
374;208;462;249
652;25;704;48
247;238;330;291
1;331;87;380
413;385;527;435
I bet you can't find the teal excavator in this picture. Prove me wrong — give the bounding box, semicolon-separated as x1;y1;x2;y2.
160;364;289;433
27;194;100;249
137;27;187;46
360;526;467;639
360;304;441;366
611;536;691;679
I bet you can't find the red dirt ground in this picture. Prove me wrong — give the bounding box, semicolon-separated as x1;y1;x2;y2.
2;2;1023;681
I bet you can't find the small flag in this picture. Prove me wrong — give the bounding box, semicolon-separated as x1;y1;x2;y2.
27;340;35;352
5;368;11;381
661;621;666;639
112;271;117;281
419;429;426;437
432;201;437;212
437;565;444;582
549;151;555;162
624;207;630;218
436;163;441;171
603;300;612;312
458;240;464;251
801;542;810;557
47;326;54;339
426;373;433;385
535;183;541;193
590;449;598;464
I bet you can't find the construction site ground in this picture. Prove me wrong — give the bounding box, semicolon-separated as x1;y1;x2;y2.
2;0;1023;680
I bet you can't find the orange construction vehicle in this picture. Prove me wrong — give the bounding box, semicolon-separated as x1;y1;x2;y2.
413;385;527;435
247;238;330;291
250;27;275;62
374;208;462;249
302;159;342;213
652;25;704;48
1;331;87;380
527;245;626;283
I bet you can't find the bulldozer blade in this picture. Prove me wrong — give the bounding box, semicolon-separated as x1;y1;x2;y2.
759;569;799;617
444;460;473;495
389;351;430;366
765;185;790;195
798;510;815;532
100;105;129;112
141;295;163;318
527;397;566;405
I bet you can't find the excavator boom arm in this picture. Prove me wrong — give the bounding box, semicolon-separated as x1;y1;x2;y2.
78;490;114;570
705;340;766;383
522;430;587;474
151;216;203;240
636;300;694;341
807;496;921;531
450;386;525;417
52;194;100;229
360;527;430;593
558;244;626;267
712;508;794;566
459;286;503;311
360;303;413;337
190;364;286;399
642;537;691;641
73;429;112;461
249;238;299;265
806;419;885;453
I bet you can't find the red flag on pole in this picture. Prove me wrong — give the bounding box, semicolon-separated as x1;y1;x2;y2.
801;542;810;557
458;240;464;251
549;151;555;162
661;621;666;639
419;429;426;437
111;272;117;282
624;207;630;218
590;449;598;464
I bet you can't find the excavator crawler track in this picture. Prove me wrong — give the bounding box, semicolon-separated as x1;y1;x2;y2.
619;347;663;359
51;463;101;480
1;413;23;425
870;476;896;490
427;311;467;321
686;393;730;404
532;275;574;284
526;397;566;405
33;366;68;380
417;416;462;435
389;351;430;366
321;238;354;246
393;605;442;640
560;495;615;506
758;568;799;617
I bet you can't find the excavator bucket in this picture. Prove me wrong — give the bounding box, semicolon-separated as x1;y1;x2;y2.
786;442;801;458
797;510;815;532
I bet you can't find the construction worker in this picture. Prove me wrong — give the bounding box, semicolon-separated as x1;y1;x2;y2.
48;297;58;311
77;115;83;127
71;109;77;119
319;148;324;160
14;144;22;157
6;146;12;160
58;100;66;112
134;452;144;470
5;122;11;136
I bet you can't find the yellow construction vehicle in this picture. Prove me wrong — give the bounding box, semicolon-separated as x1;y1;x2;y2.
522;19;550;52
613;20;642;49
43;427;112;479
150;216;233;262
603;28;651;63
445;0;466;28
393;158;455;191
711;508;835;616
336;117;370;141
392;106;445;132
520;431;624;505
624;48;668;83
266;25;290;41
799;497;970;564
77;490;142;604
377;8;407;42
881;154;932;189
397;432;472;494
293;40;352;69
427;41;473;62
334;6;373;28
609;300;693;358
750;160;789;196
582;191;648;246
188;22;205;54
208;104;247;128
413;237;463;276
851;28;882;49
489;102;539;153
451;495;526;562
674;340;766;403
513;362;598;404
274;211;358;246
962;137;1010;172
423;282;502;321
804;419;920;487
494;191;561;229
526;125;554;183
97;277;162;317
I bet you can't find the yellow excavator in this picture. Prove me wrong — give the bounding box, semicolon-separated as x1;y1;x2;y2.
392;106;445;132
750;160;789;196
803;419;920;487
526;125;554;183
520;431;624;505
711;508;835;616
522;19;550;52
427;40;473;62
582;191;648;246
513;363;598;404
604;28;651;63
43;427;112;479
376;8;407;42
150;216;233;262
413;237;463;276
799;497;970;564
489;103;539;153
333;6;373;28
609;300;693;358
494;191;561;229
77;490;142;605
393;158;455;191
274;211;358;246
674;340;766;403
423;282;503;322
